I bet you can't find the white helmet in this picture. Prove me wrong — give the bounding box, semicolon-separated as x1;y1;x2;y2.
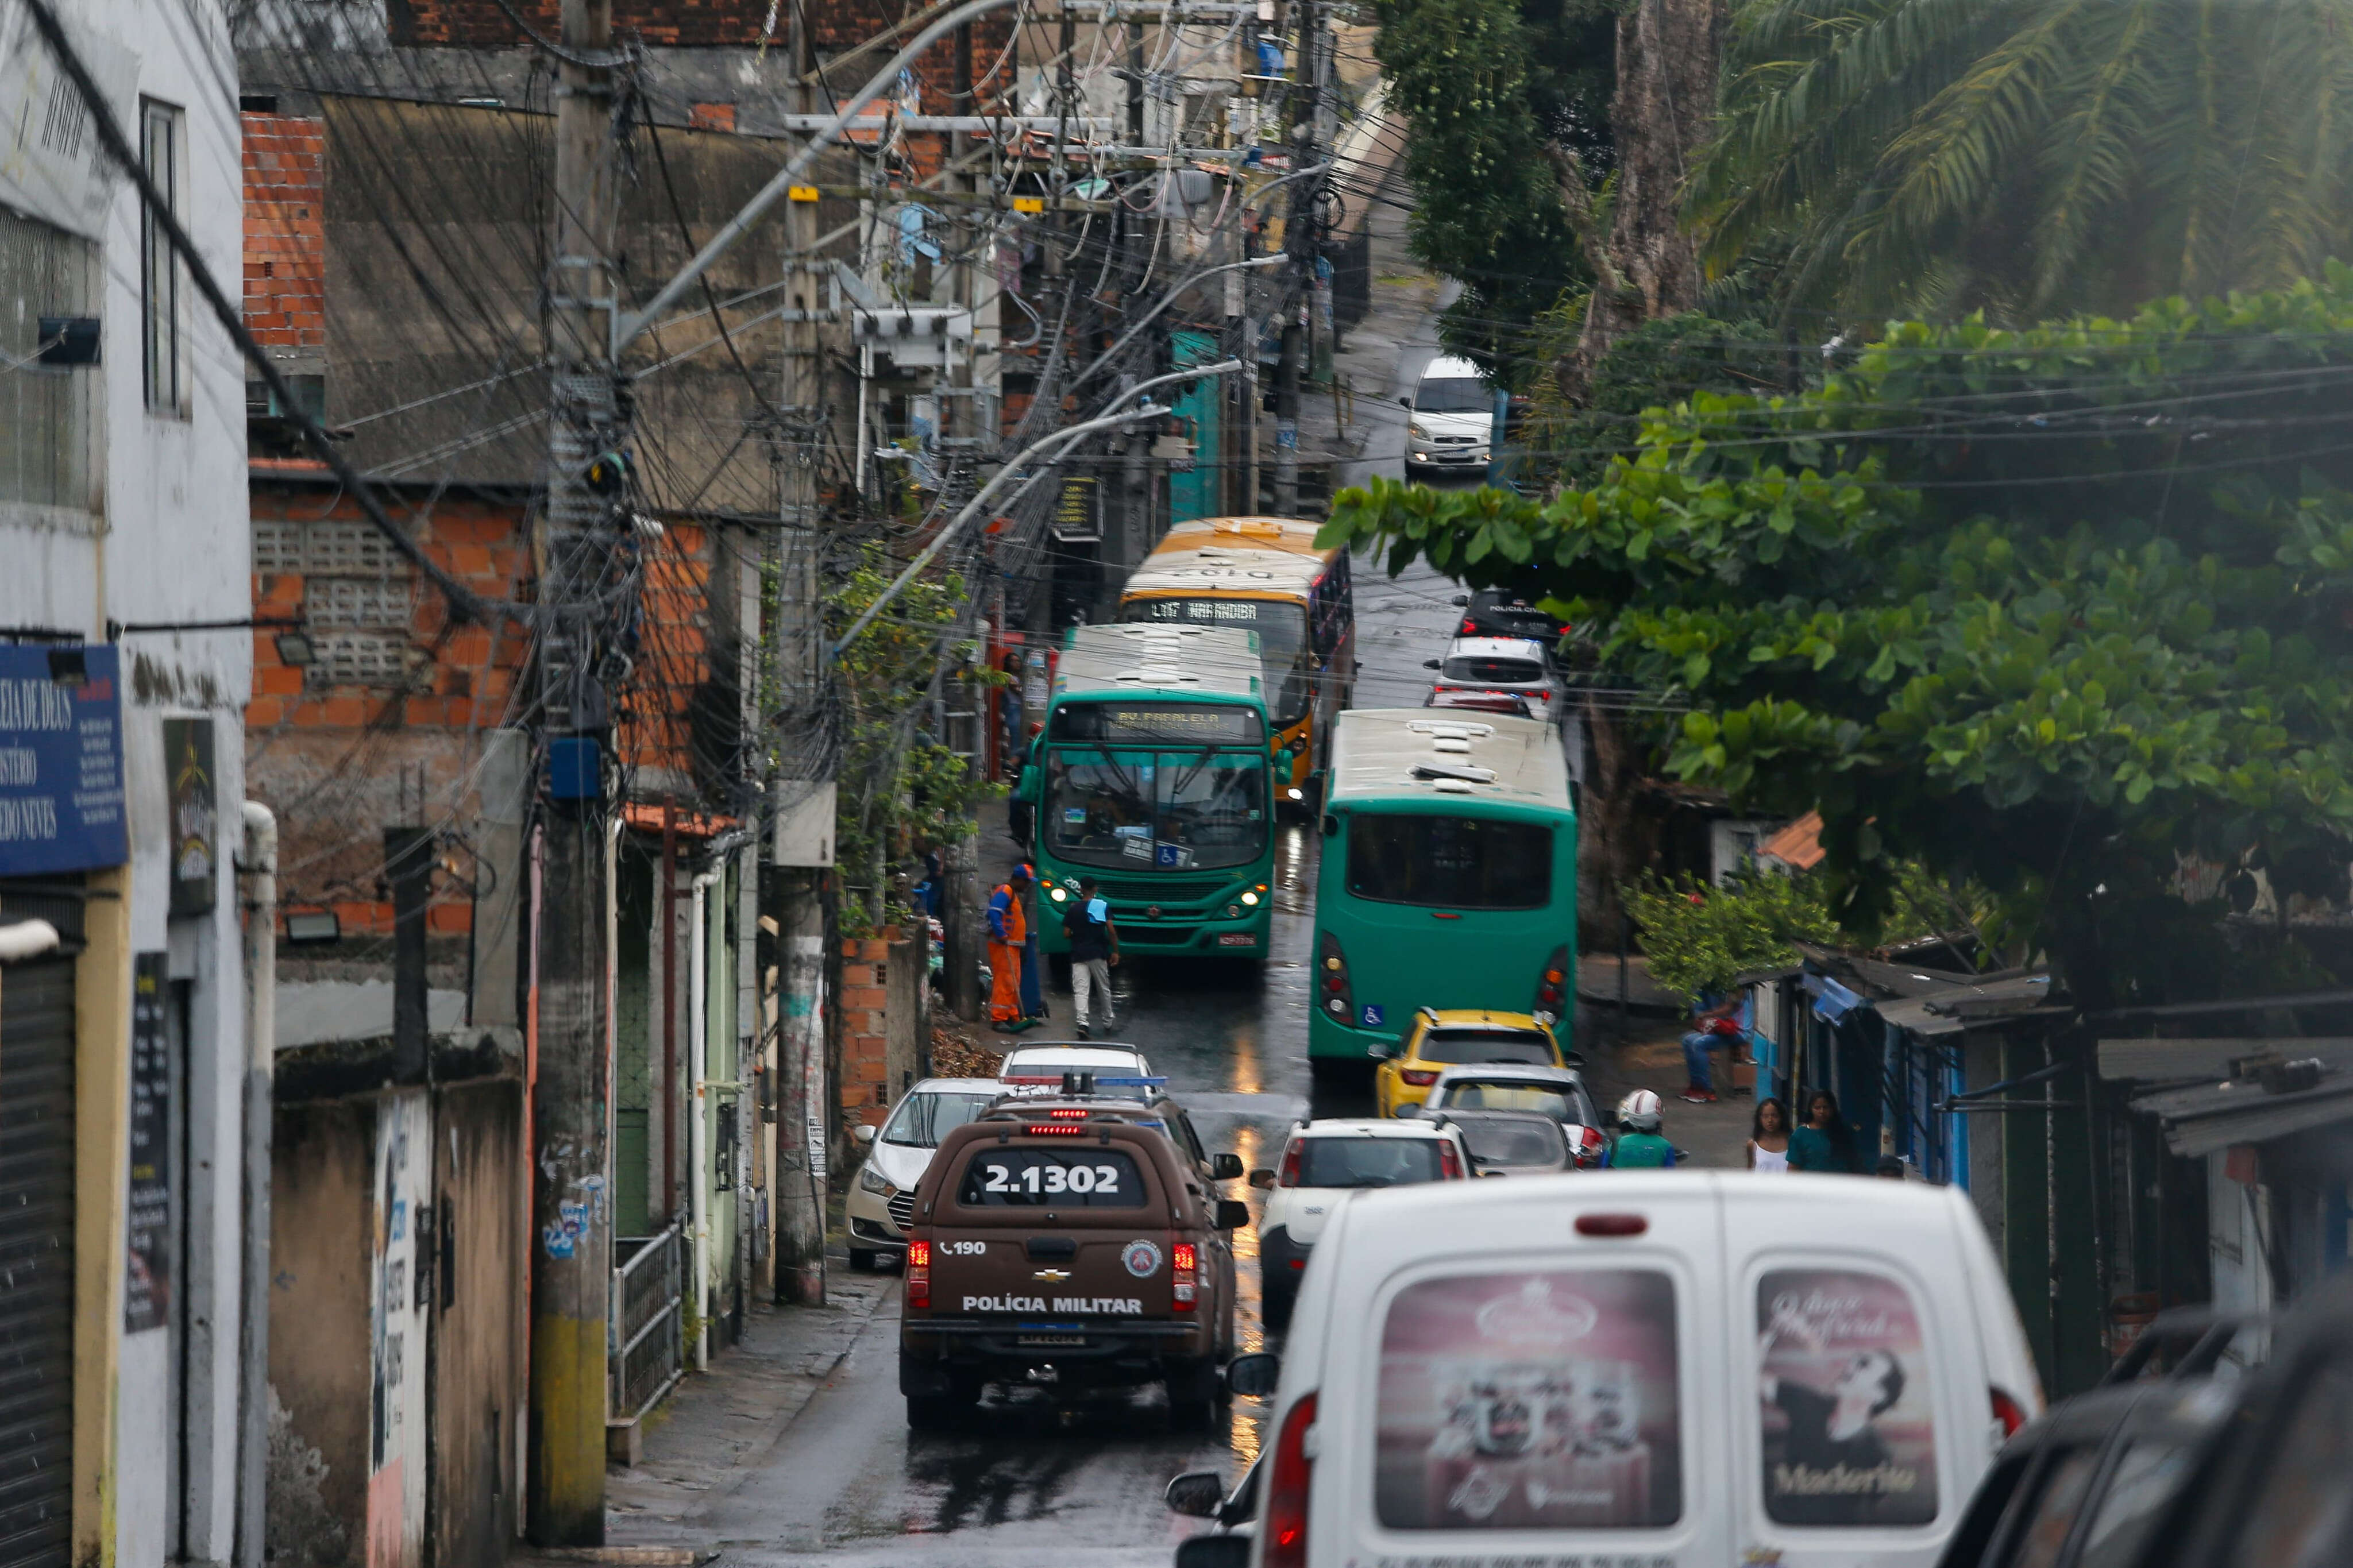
1617;1088;1664;1133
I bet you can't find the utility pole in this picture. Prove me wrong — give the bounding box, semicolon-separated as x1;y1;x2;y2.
527;0;620;1543
1271;0;1315;515
772;13;831;1308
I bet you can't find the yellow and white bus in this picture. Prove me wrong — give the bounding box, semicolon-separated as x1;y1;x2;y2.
1118;516;1356;806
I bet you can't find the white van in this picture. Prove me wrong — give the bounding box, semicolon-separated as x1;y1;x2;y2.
1229;1172;2043;1568
1403;354;1494;473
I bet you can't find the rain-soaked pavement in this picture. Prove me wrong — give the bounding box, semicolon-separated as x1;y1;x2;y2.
689;559;1474;1567
686;163;1492;1568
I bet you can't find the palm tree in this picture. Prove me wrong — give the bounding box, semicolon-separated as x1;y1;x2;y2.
1695;0;2353;321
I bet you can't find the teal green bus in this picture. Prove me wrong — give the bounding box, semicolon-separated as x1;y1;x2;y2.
1309;709;1578;1061
1024;624;1276;960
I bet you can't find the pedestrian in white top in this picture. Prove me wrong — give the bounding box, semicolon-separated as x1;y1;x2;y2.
1749;1095;1793;1173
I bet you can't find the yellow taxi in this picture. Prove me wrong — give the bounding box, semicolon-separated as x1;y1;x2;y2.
1374;1007;1570;1118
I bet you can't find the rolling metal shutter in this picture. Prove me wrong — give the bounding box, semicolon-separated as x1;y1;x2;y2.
0;957;75;1568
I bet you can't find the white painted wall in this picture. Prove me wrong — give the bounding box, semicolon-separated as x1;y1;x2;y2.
0;0;250;1563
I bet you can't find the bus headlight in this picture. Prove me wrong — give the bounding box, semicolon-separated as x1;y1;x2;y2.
1049;886;1069;902
1286;787;1304;801
1241;890;1260;906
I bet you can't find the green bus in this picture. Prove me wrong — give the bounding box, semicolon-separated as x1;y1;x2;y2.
1023;624;1277;960
1309;708;1578;1062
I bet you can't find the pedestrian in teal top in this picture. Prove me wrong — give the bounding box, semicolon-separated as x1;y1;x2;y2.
1788;1089;1856;1173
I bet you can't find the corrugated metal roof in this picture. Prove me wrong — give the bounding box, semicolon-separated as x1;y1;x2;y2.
2099;1037;2353;1083
2129;1071;2353;1158
1874;973;2059;1036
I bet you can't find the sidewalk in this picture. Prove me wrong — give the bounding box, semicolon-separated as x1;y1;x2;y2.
592;1266;894;1550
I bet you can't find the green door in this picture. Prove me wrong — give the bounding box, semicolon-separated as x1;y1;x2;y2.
1169;330;1221;523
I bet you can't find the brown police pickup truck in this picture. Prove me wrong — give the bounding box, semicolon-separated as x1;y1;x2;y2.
899;1095;1248;1428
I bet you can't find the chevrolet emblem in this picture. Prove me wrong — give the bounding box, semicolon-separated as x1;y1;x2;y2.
1032;1268;1072;1283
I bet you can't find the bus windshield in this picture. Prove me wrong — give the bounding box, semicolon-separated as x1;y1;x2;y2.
1124;598;1312;727
1345;813;1553;909
1044;747;1270;871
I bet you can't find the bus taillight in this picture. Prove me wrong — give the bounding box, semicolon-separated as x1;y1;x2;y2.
1534;945;1569;1022
1317;930;1352;1021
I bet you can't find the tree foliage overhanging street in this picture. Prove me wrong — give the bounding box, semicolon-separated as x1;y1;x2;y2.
1325;275;2353;1006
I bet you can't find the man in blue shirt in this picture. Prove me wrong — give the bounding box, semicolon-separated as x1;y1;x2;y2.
1062;875;1120;1038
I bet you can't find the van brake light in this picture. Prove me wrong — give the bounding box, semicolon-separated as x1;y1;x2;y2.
1278;1138;1303;1188
1991;1387;2028;1438
1575;1212;1648;1237
1172;1241;1198;1310
1440;1141;1464;1180
1264;1392;1319;1568
906;1239;931;1309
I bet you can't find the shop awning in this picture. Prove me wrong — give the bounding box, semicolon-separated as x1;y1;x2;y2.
1874;973;2057;1037
2129;1069;2353;1159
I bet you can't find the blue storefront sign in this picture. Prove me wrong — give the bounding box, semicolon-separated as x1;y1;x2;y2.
0;645;127;875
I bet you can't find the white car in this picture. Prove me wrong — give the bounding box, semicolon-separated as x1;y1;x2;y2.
1248;1118;1472;1328
1402;354;1494;473
1224;1172;2045;1568
996;1041;1155;1088
844;1077;1004;1269
1418;1061;1606;1166
1422;634;1561;723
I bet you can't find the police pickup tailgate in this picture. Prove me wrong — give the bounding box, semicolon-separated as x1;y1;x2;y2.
914;1123;1190;1336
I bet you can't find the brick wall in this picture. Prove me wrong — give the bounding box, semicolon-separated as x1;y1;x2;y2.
247;484;733;936
839;937;893;1126
243;111;326;350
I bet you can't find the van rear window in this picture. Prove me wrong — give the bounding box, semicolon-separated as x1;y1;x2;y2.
955;1147;1146;1207
1376;1269;1680;1531
1757;1268;1938;1526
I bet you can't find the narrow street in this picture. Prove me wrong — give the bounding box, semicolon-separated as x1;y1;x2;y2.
588;139;1505;1568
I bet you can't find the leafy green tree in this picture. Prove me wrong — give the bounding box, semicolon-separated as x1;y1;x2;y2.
1322;277;2353;1006
823;550;1005;934
1628;864;1999;999
1372;0;1611;367
1696;0;2353;320
1625;871;1842;999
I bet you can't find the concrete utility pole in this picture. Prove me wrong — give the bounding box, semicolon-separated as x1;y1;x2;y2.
771;16;831;1308
1273;0;1321;516
528;0;620;1542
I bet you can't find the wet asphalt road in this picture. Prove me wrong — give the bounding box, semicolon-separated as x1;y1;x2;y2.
699;269;1485;1568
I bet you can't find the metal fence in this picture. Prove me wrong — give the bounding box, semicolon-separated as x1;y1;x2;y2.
608;1223;684;1424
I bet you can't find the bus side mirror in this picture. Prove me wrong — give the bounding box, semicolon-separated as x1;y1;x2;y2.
1320;814;1338;837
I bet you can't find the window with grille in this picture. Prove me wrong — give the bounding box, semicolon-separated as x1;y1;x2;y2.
140;100;184;417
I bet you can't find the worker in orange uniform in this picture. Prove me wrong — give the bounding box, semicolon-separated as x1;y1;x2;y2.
987;863;1037;1031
